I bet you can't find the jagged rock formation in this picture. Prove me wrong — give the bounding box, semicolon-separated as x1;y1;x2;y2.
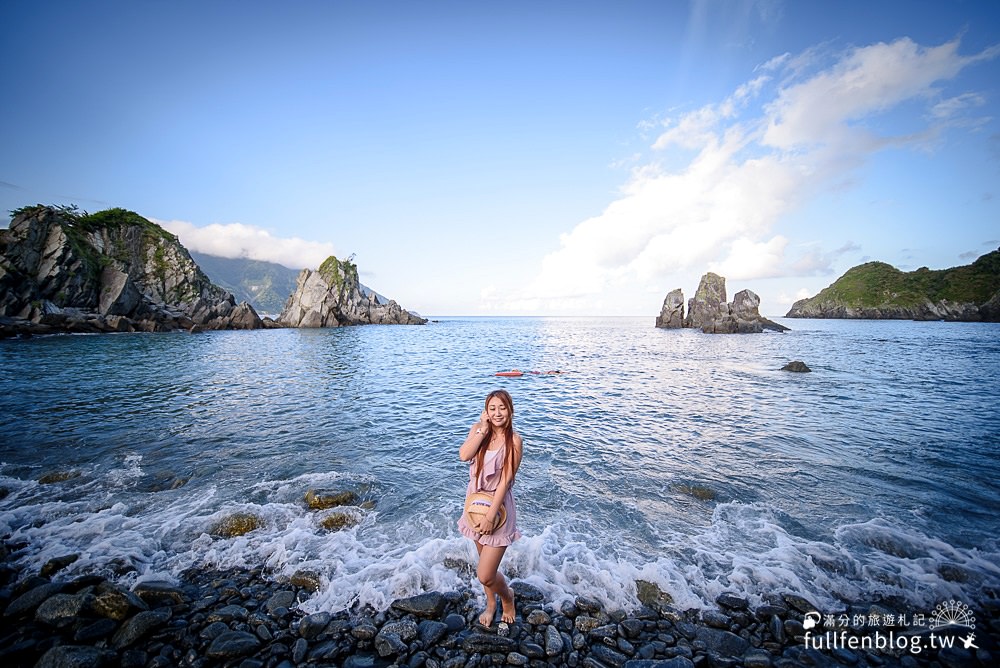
0;205;264;336
278;255;426;327
786;249;1000;321
655;288;685;328
656;273;788;334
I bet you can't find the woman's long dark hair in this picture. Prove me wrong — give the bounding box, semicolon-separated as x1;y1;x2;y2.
474;389;516;489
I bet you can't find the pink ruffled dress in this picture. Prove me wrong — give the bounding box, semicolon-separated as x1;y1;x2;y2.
458;445;521;547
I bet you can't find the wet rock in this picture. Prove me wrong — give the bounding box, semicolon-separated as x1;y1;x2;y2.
462;632;518;653
575;615;602;633
780;361;811;373
38;470;81;484
40;554;80;578
743;649;772;668
375;630;408;657
206;631;261;659
619;618;644;639
380;619;418;643
291;637;308;663
289;569;322;592
418;620;448;646
319;511;360;531
92;582;147;621
694;627;748;658
701;610;730;629
391;591;446;619
715;593;749;611
35;645;110;668
199;621;230;640
507;651;529;666
3;581;66;618
266;590;296;616
510;581;546;602
211;512;264;538
112;608;172;649
352;621;379;640
635;580;673;608
35;593;92;628
545;624;565;656
590;643;629;667
74;617;118;643
575;595;603;614
206;604;249;623
304;488;358;510
299;611;332;639
132;581;186;606
444;613;466;632
782;594;818;614
527;609;552;626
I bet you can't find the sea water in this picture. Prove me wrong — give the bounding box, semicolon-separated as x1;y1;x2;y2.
1;317;998;617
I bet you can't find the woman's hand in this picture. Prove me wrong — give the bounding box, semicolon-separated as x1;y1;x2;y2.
478;409;490;432
477;513;496;534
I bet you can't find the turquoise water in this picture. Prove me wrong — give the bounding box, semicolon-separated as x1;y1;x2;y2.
1;317;998;616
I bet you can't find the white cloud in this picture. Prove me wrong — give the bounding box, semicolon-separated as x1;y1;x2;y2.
931;92;986;119
155;219;337;270
496;36;997;313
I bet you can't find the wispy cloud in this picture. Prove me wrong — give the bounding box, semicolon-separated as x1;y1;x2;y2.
156;219;337;270
492;36;998;312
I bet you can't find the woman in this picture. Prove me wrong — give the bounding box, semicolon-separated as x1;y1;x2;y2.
458;389;523;633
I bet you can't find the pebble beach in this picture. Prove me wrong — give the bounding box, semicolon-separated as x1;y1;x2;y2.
1;552;997;668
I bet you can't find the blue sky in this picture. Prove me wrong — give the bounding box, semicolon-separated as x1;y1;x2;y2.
2;1;998;316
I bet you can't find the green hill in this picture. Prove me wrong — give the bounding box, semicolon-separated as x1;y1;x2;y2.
190;252;300;316
786;248;1000;321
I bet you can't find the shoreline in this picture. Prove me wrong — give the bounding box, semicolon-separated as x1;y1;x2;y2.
1;558;996;668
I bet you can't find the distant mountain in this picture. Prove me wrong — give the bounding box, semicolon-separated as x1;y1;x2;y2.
190;252;299;316
786;247;1000;321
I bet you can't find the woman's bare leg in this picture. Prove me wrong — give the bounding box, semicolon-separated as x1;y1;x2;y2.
476;543;516;624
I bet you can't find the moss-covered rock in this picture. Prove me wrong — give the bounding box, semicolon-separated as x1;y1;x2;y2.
211;512;264;538
304;488;358;510
38;470;81;484
635;580;674;608
318;511;359;532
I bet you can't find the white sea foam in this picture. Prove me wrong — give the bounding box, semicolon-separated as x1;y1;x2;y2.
2;459;997;618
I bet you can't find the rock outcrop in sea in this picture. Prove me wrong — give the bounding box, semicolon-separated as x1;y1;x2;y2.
278;255;426;327
0;205;264;336
786;248;1000;321
656;273;788;333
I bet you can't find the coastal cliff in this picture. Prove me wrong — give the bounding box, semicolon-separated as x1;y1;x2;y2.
657;273;788;333
0;205;264;336
278;255;426;327
785;248;1000;321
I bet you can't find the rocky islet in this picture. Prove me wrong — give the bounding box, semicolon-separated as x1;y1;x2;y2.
0;205;425;338
655;273;788;334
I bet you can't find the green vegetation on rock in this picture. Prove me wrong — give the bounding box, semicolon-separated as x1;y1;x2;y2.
318;255;358;293
787;248;1000;320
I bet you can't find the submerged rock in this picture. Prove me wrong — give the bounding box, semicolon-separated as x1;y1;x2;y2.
304;488;358;510
210;512;264;538
780;361;811;372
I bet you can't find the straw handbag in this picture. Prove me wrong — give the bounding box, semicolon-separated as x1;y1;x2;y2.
464;491;507;532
